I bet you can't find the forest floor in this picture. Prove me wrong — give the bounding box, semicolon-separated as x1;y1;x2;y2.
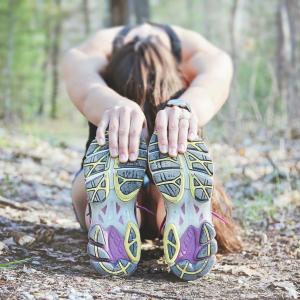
0;127;299;300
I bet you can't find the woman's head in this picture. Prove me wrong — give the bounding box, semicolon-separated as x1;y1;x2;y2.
102;35;186;133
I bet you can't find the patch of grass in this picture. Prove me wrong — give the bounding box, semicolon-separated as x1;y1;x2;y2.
235;191;278;224
20;118;87;148
0;257;32;269
0;129;11;148
1;117;87;149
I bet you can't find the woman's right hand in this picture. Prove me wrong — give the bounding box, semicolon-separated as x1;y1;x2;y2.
96;102;145;163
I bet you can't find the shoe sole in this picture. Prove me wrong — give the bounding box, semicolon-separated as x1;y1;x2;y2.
83;133;147;276
148;132;217;281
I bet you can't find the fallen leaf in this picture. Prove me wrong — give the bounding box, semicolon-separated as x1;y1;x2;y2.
0;241;7;252
68;287;94;300
274;190;300;208
12;232;36;247
35;227;55;243
218;265;261;277
269;281;298;299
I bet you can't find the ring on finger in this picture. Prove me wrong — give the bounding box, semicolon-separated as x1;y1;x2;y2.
179;109;191;120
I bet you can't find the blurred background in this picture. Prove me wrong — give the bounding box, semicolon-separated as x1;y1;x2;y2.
1;0;300;146
0;3;299;296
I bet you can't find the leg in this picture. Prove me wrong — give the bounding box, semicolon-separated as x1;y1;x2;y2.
138;182;165;240
71;170;89;230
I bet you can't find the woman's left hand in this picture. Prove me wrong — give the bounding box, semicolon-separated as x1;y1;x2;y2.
154;106;199;157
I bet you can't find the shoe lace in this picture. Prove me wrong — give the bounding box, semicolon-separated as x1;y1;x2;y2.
136;204;155;216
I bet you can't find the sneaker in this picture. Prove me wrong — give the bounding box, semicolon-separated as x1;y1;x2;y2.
148;132;217;281
83;132;147;276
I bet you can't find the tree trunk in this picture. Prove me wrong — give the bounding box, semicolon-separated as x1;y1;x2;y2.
276;0;300;138
133;0;149;24
109;0;129;26
37;0;51;116
50;0;62;119
82;0;91;36
227;0;240;139
3;0;15;120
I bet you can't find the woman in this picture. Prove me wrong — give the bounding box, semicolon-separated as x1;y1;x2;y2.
63;22;242;281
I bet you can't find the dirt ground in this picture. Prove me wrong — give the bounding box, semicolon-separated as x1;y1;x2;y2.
0;130;299;300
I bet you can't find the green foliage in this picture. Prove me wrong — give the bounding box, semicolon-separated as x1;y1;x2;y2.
0;257;32;269
0;0;61;119
235;191;277;225
0;0;289;138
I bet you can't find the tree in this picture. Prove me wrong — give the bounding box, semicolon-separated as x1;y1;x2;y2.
3;0;15;120
50;0;62;119
276;0;300;138
109;0;129;26
134;0;149;24
36;0;51;116
82;0;91;36
108;0;150;26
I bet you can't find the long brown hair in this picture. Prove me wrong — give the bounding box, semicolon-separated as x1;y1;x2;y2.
103;35;186;133
103;36;242;253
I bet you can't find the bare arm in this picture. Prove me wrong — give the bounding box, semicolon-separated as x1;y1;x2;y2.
62;27;145;162
175;26;233;127
154;26;233;156
62;26;139;125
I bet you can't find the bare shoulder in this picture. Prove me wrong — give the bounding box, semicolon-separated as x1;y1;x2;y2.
76;26;123;56
170;25;222;60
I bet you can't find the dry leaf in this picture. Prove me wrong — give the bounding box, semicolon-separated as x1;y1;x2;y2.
218;265;261;277
12;232;36;247
269;281;298;299
274;190;300;207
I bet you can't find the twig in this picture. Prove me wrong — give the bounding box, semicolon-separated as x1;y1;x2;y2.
120;289;179;300
265;152;281;172
0;195;29;211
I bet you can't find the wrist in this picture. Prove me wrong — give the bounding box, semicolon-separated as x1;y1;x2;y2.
166;98;192;113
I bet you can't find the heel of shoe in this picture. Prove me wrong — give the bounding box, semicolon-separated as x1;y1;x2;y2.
87;223;140;276
166;222;217;281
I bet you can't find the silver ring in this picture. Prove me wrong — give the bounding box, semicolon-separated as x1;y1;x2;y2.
179;109;191;120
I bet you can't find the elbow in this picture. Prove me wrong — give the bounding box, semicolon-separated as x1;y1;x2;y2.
220;51;234;81
61;48;78;81
218;51;234;101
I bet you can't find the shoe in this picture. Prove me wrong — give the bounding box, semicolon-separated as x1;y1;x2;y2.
148;132;217;281
83;132;147;276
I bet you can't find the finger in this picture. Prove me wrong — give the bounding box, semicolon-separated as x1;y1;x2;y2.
168;106;180;156
178;118;189;153
188;115;199;141
96;113;109;145
118;107;131;162
108;110;119;157
155;110;168;153
128;110;143;161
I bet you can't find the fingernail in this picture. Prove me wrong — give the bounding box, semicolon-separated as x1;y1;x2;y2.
178;144;186;153
160;145;168;153
119;153;127;162
111;149;118;157
189;133;195;141
169;147;177;156
98;138;105;145
129;152;137;161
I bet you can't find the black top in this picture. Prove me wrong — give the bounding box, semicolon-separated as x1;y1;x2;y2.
82;22;182;167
